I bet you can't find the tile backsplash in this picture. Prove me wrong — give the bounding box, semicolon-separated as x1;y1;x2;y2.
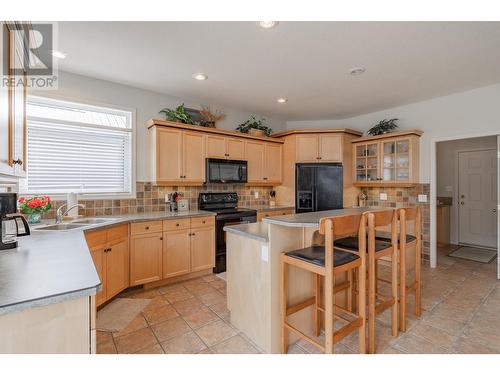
38;182;274;219
361;183;431;261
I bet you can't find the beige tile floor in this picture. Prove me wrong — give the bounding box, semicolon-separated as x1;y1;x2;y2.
97;246;500;354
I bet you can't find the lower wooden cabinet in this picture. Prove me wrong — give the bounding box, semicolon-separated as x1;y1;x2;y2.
163;228;191;278
85;224;130;307
191;226;215;272
130;232;163;286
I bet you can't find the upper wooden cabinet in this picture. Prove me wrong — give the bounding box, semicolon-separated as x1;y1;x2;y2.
148;120;284;186
352;130;422;187
207;135;245;160
296;134;342;162
150;127;205;185
0;23;27;179
245;140;282;184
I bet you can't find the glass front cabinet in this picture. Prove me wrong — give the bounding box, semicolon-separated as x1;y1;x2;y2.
352;131;421;186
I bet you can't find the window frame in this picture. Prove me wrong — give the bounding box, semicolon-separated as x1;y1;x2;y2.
21;95;137;200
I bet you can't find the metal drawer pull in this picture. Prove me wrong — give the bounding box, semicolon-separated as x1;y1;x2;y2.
145;226;149;230
176;223;180;226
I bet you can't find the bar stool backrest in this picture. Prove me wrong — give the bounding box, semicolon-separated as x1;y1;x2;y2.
365;209;398;251
397;206;421;242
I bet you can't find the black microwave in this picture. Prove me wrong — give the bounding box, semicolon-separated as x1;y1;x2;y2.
206;158;248;183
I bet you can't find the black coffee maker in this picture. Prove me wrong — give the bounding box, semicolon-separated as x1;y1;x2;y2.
1;193;30;250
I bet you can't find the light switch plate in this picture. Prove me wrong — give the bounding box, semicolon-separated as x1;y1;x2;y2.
261;245;269;262
418;194;428;203
254;191;259;199
445;185;453;192
379;193;388;201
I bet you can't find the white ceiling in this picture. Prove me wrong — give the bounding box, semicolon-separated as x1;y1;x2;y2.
58;21;500;120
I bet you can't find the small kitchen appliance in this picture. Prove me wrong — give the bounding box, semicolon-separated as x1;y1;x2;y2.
1;193;30;251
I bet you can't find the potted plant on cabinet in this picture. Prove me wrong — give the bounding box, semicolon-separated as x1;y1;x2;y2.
159;103;195;124
199;106;226;128
236;116;273;137
367;118;399;136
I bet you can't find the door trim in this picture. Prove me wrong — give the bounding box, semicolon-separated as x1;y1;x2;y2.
455;148;496;248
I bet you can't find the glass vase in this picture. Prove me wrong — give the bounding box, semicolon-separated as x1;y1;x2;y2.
27;212;42;224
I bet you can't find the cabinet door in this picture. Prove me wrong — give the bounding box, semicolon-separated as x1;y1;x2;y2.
183;131;205;182
163;229;191;278
156;128;182;182
318;134;342;162
130;233;163;286
0;23;14;175
206;135;227;158
354;141;380;182
264;143;282;183
90;247;107;306
226;138;245;160
296;135;319;162
105;239;129;299
245;141;265;183
191;226;215;272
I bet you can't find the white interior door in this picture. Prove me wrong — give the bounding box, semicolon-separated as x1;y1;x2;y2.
458;149;498;248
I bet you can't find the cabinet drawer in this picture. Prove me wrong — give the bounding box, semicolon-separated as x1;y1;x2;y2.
85;229;107;248
163;218;191;232
107;224;129;243
190;216;215;229
130;220;163;235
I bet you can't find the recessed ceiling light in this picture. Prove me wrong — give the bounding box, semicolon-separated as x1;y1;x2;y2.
277;98;287;103
51;50;67;59
192;73;208;81
349;67;366;76
259;21;279;29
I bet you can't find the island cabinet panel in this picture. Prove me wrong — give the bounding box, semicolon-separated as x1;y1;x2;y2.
318;134;342;162
105;239;129;299
245;140;265;183
264;143;282;183
130;232;163;286
256;208;294;222
191;225;215;272
182;131;205;183
163;228;191;278
85;224;130;306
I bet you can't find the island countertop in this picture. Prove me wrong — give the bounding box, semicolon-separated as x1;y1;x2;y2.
223;222;269;242
0;210;215;316
262;206;387;227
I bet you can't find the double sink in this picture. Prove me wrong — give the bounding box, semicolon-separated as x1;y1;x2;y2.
34;217;120;231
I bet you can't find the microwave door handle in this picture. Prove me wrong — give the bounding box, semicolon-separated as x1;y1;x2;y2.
238;165;243;180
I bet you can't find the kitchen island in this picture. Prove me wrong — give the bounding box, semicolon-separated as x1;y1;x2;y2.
224;207;388;353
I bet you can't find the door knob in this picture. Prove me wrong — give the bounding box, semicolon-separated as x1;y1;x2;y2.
494;208;497;213
461;194;465;198
460;202;464;205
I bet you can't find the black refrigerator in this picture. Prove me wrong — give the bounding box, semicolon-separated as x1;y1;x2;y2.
295;163;343;213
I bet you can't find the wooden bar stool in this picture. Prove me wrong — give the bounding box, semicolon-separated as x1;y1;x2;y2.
280;214;367;354
376;207;421;331
334;209;398;354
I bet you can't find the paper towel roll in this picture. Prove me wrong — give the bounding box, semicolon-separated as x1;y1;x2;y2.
66;192;78;217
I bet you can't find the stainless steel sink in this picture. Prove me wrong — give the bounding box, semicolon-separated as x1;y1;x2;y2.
34;223;89;231
72;218;119;224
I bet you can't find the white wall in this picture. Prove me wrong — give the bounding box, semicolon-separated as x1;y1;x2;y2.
287;83;500;182
32;71;287;181
436;136;497;243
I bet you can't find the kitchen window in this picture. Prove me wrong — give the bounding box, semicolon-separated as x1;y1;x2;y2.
20;96;135;198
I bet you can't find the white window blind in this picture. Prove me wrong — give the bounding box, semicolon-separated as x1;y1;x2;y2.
23;97;133;196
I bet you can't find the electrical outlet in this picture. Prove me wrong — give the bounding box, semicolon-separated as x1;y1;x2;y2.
379;193;388;201
254;191;259;199
418;194;428;203
261;245;269;262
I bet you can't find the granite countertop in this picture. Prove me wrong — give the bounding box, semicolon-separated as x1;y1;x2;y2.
240;205;295;212
223;222;269;243
263;206;388;228
0;210;215;316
